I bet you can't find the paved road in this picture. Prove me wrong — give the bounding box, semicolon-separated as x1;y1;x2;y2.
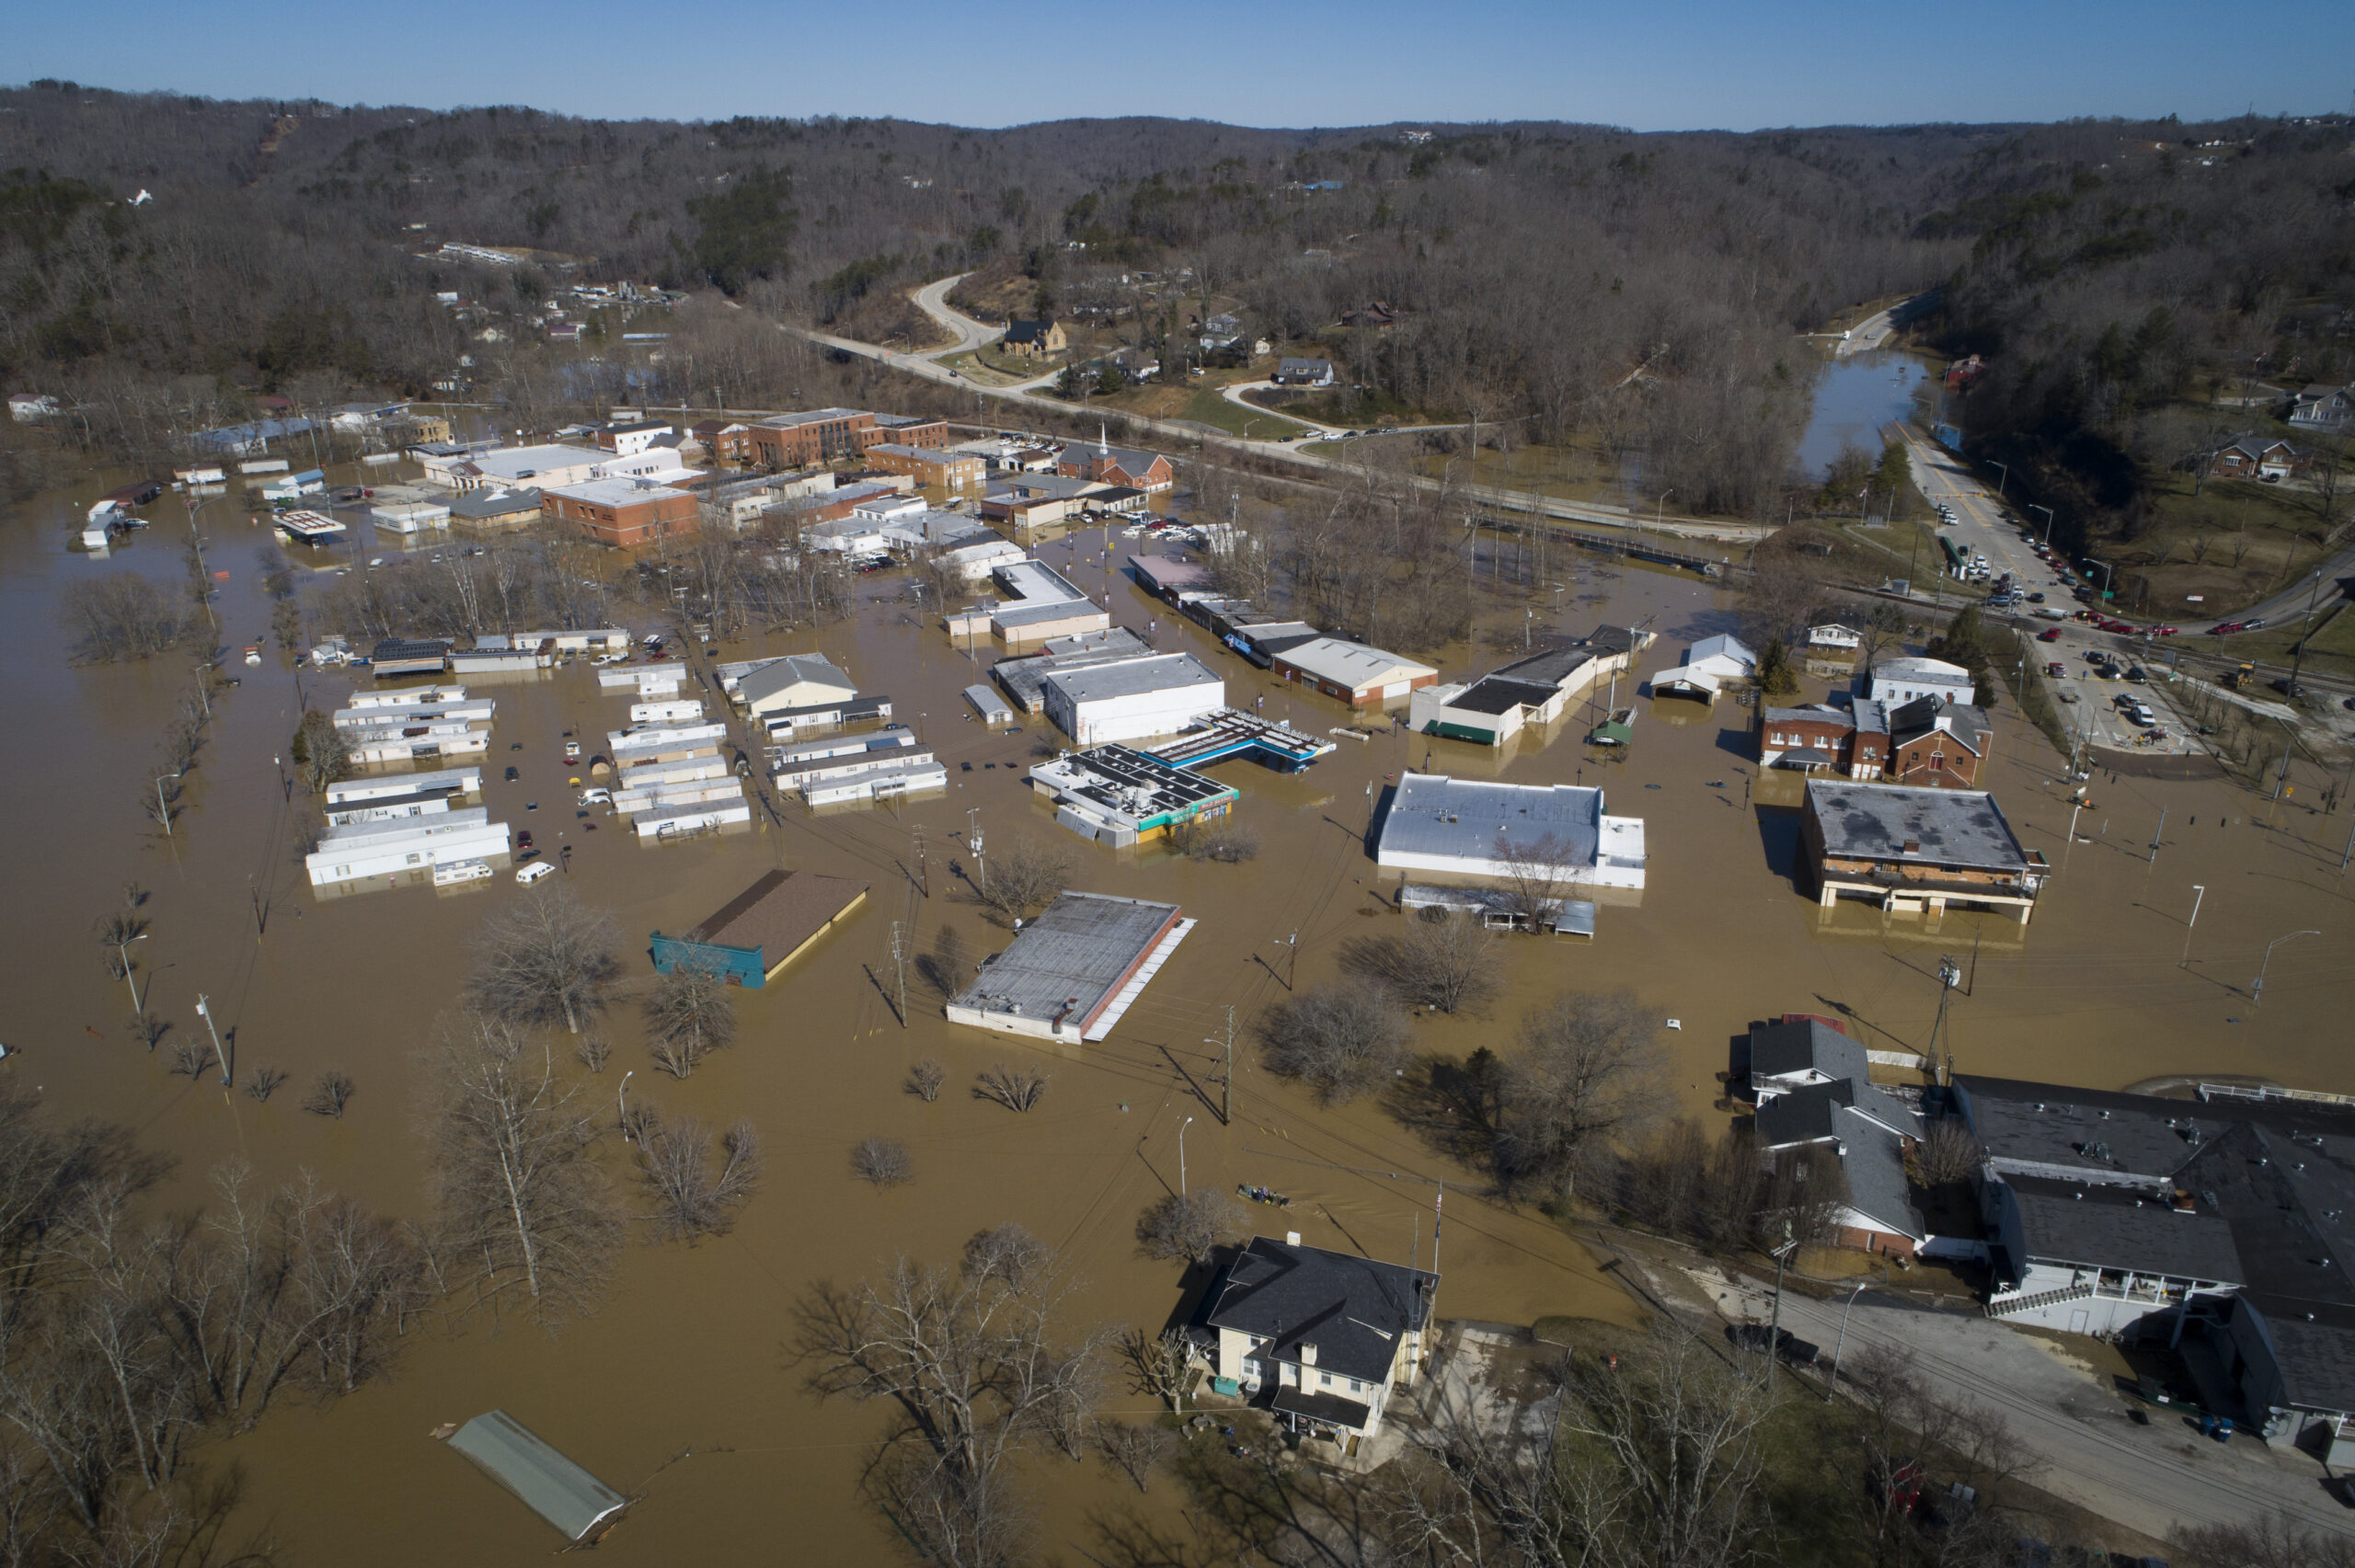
1726;1284;2353;1539
787;276;1772;545
907;273;999;361
1834;303;1902;359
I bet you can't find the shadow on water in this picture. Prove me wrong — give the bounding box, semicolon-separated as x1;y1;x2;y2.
1753;805;1804;888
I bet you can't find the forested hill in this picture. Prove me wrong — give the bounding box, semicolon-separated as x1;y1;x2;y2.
2;79;2347;532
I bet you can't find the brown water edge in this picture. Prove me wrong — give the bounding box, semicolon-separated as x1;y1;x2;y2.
6;482;2351;1563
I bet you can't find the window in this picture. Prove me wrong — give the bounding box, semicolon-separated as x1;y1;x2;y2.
1319;1370;1333;1387
1348;1378;1363;1394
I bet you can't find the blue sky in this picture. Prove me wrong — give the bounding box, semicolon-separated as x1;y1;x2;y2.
11;0;2351;131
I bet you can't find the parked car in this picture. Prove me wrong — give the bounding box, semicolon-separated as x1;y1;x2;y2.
2046;661;2066;676
516;830;534;852
1724;1323;1821;1367
2209;622;2245;635
504;765;520;782
578;788;611;807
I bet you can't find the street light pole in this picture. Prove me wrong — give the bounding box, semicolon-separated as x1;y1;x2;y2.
2180;885;2204;968
1927;956;1961;1086
2254;930;2321;1007
116;932;149;1016
194;994;229;1086
155;773;182;837
618;1070;635;1137
1990;461;2008;498
1826;1281;1870;1402
2029;503;2054;545
1178;1116;1192;1196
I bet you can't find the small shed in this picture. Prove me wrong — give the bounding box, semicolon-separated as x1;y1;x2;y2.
964;683;1017;727
442;1409;628;1542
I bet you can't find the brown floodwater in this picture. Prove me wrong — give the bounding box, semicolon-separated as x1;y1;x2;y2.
6;468;2350;1563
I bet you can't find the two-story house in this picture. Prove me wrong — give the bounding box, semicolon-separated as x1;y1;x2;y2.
1001;319;1068;360
1748;1015;1925;1258
1196;1233;1438;1445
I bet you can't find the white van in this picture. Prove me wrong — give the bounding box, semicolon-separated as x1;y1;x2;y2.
516;861;554;885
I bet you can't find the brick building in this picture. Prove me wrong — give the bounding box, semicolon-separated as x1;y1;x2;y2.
692;420;756;468
866;443;984;490
1761;696;1987;786
749;408;878;469
542;477;697;548
1055;436;1174;495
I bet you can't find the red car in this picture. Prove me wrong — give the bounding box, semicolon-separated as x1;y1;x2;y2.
2038;627;2062;642
2210;622;2245;635
517;830;534;853
2154;625;2177;636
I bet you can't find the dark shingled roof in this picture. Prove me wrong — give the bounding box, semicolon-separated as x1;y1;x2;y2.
1749;1018;1866;1082
687;869;870;964
2005;1173;2245;1284
1201;1237;1437;1386
1446;676;1558;716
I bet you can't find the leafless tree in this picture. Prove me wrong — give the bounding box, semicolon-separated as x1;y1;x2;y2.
1492;830;1580;926
140;773;185;836
423;1013;619;1323
905;1059;948;1102
1167;818;1261;863
167;1039;213;1081
125;1014;168;1053
1258;984;1411;1105
2171;1514;2355;1568
1840;1343;2034;1567
1491;989;1665;1200
971;836;1072;924
974;1064;1050;1112
917;928;971;1000
1858;602;1912;674
637;1114;762;1242
852;1138;913;1188
63;577;185;664
1095;1419;1176;1493
1134;1190;1245;1265
791;1225;1108;1568
288;711;350;796
1115;1327;1195;1415
572;1031;610;1073
642;960;736;1077
243;1068;287;1104
301;1071;354;1119
1912;1118;1984;1186
463;891;622;1036
1341;910;1500;1015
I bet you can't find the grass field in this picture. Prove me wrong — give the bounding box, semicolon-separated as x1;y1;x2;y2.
1169;387;1314;439
1408;439;1626;507
2113;464;2343;613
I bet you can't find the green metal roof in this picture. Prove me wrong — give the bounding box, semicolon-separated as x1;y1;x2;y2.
445;1409;627;1541
1590;720;1634;745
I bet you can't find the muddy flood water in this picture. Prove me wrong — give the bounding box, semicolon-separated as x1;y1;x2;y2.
6;472;2351;1563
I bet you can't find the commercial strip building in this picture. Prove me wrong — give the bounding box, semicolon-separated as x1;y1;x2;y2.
445;487;545;531
648;869;869;988
1953;1074;2355;1460
1189;1234;1439;1444
990;627;1156;714
1270;637;1438;707
1407;630;1650;746
946;891;1194;1044
944;558;1109;647
1027;746;1240;847
1042;653;1225;746
1800;780;2046;922
735;653;858;722
1373;773;1648;892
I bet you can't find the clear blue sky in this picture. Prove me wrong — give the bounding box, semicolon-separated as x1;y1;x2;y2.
12;0;2351;132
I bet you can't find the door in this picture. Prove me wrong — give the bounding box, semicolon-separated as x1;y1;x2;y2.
2067;1309;2089;1335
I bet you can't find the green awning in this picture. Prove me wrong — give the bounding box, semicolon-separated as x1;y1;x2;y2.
1590;721;1634;746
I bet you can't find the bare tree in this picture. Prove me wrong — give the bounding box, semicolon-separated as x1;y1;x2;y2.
63;577;185;664
573;1031;610;1073
167;1039;213;1081
288;711;350;795
637;1115;762;1242
1491;989;1664;1200
1258;984;1411;1105
1167;818;1261;863
1095;1419;1176;1493
791;1225;1107;1568
917;928;970;1000
463;892;622;1036
1134;1190;1245;1265
852;1138;913;1188
1911;1118;1984;1186
1492;830;1580;926
424;1013;620;1323
905;1059;948;1102
971;836;1071;924
1116;1327;1195;1415
302;1071;354;1118
243;1068;287;1104
642;960;736;1077
2171;1514;2355;1568
974;1064;1050;1112
1341;910;1500;1015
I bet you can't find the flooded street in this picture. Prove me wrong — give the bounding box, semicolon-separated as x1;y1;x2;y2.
1796;349;1934;475
6;465;2350;1562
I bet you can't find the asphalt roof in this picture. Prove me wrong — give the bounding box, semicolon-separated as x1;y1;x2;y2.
1376;773;1604;867
740;653;856;708
1444;675;1558;716
1275;636;1435;689
949;892;1181;1027
1200;1236;1438;1385
1489;645;1602;687
2005;1174;2245;1283
1750;1018;1866;1082
1803;781;2028;873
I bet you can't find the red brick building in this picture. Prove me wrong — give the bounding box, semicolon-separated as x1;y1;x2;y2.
1885;699;1989;788
1760;695;1986;786
543;478;698;548
866;443;983;489
1055;437;1174;495
692;420;756;468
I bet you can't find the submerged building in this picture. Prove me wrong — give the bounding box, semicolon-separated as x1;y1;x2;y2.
945;892;1192;1043
1373;773;1647;891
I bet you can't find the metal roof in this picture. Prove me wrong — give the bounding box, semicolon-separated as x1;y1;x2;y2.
949;892;1182;1030
1803;781;2027;873
1273;637;1435;690
1042;653;1223;705
444;1410;627;1541
1377;773;1603;867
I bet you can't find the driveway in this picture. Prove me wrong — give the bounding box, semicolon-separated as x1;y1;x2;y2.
1699;1271;2351;1539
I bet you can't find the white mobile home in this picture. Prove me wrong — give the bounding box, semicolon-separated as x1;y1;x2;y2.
634;800;754;839
305;809;511;886
324;767;481;804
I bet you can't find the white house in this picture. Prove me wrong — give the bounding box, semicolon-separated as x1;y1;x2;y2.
1198;1233;1438;1443
1867;657;1972;708
1684;634;1758;680
1808;623;1864;651
1041;653;1225;746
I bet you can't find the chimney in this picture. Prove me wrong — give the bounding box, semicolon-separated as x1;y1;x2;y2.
1300;1343;1317;1367
1285;1230;1302;1247
1901;839;1921;853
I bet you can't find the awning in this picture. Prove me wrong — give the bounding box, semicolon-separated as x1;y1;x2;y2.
1590;720;1634;746
1270;1385;1374;1432
1775;748;1836;769
1550;900;1598;938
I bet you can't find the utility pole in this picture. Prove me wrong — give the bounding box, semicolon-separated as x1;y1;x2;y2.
1927;956;1960;1086
890;921;909;1027
1281;930;1298;990
194;994;230;1086
1766;1225;1798;1399
967;808;986;895
1204;1005;1235;1126
2181;884;2205;967
913;825;928;898
1178;1116;1192;1196
2148;806;2166;864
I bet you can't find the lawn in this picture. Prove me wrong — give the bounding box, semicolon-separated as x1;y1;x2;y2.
1408;438;1626;507
1171;387;1314;440
2104;464;2341;616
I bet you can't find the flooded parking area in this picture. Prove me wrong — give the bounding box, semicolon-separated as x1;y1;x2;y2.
5;466;2350;1562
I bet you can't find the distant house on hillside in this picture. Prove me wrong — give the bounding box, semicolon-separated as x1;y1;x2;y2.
1274;358;1336;387
2286;383;2352;434
1001;319;1067;360
2207;434;2308;480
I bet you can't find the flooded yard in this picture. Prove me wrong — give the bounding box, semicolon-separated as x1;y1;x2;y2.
4;465;2349;1562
